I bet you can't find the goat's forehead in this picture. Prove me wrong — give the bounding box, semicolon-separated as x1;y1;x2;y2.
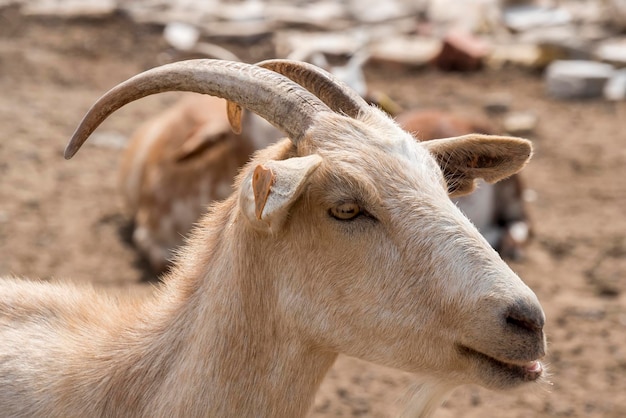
308;113;439;178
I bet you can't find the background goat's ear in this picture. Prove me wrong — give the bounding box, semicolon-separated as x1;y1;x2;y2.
423;134;532;197
240;155;322;231
172;118;232;162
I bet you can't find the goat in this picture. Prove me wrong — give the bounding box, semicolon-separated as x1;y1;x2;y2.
0;59;546;417
123;96;529;274
120;51;403;275
395;109;532;260
119;93;282;273
120;42;286;274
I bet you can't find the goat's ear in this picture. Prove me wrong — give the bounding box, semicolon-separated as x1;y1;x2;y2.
423;134;532;197
240;155;322;231
172;119;232;162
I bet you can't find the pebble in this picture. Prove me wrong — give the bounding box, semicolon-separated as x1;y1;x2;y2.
604;69;626;101
483;93;512;114
503;5;572;32
164;22;200;51
503;111;538;135
434;30;491;72
595;39;626;66
369;36;442;69
545;60;615;99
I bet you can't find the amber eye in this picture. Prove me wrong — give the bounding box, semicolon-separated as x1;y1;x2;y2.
329;202;362;221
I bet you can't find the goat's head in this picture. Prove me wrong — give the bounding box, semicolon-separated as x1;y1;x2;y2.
66;59;545;392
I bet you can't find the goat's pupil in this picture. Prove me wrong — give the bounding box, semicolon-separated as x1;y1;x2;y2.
331;203;361;220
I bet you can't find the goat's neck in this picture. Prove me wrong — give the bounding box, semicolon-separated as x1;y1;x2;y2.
107;202;337;417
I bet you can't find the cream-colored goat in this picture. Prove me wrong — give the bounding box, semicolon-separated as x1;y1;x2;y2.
0;60;546;418
118;53;396;274
118;76;521;273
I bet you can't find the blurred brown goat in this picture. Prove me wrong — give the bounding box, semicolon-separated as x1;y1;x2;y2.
119;94;283;273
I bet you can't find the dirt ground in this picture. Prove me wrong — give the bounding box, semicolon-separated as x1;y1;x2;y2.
1;6;626;417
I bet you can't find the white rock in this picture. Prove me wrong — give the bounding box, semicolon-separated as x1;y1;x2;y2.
488;42;560;69
214;0;266;22
503;6;572;32
604;70;626;101
164;22;200;51
23;0;116;17
347;0;410;23
503;111;538;135
595;39;626;66
369;36;442;68
545;60;615;99
268;2;346;27
276;30;367;60
427;0;501;33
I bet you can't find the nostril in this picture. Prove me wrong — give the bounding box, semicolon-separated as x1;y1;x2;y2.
505;302;544;333
506;315;539;332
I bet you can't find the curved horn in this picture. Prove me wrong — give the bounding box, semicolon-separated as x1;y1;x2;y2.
65;59;332;159
226;59;370;137
256;59;370;118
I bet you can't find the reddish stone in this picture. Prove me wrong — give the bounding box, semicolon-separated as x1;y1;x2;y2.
434;30;491;72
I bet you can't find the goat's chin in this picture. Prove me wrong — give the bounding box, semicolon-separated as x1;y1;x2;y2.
458;345;545;390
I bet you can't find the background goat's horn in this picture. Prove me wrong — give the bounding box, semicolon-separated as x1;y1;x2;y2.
65;59;332;159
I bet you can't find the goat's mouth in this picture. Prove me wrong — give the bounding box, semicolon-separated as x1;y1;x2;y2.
459;345;543;386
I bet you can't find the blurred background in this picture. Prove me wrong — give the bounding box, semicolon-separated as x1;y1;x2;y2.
0;0;625;416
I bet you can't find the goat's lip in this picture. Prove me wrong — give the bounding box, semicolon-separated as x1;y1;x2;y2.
459;345;544;383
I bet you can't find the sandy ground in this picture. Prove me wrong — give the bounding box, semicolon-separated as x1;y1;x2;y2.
1;7;626;417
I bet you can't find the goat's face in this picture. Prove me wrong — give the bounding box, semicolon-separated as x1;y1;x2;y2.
239;109;545;390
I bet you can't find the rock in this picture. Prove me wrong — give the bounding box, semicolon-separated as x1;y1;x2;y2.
562;0;608;24
483;93;512;114
604;69;626;101
346;0;411;24
516;24;596;62
267;2;348;30
434;30;490;72
426;0;502;33
164;22;200;51
545;60;615;99
369;36;441;69
502;5;572;32
595;38;626;67
488;42;567;70
276;30;367;61
199;20;273;43
503;111;538;135
22;0;117;17
212;0;266;22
